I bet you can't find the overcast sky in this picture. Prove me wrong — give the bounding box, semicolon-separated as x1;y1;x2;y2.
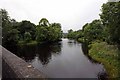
0;0;107;32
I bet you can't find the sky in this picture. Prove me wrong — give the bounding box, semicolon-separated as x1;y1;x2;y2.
0;0;107;32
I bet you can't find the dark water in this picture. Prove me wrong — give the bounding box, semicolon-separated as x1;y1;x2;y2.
7;39;107;78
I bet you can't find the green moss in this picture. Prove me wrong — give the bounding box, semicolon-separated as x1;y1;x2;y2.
88;42;120;78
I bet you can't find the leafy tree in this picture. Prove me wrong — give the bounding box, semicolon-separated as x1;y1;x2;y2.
36;25;48;42
67;29;83;40
39;18;50;27
67;29;74;39
68;29;73;33
83;20;104;43
1;9;62;46
75;30;84;39
36;18;62;42
1;9;18;46
5;29;19;45
100;2;120;44
82;23;89;31
18;20;36;40
36;18;49;42
24;32;31;42
1;9;11;45
8;29;19;41
50;23;62;41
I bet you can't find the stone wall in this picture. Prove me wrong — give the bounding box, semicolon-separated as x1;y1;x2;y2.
2;46;47;79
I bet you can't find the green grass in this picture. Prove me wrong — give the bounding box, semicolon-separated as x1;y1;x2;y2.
18;40;38;46
88;41;120;78
26;41;38;45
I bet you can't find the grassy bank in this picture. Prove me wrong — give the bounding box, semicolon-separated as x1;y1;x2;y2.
18;39;62;46
88;41;120;78
18;40;38;46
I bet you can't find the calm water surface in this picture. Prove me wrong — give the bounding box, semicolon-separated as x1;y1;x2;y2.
10;39;107;78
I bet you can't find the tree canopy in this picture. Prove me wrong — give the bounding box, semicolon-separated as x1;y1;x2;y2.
36;18;62;42
1;9;62;46
100;2;120;44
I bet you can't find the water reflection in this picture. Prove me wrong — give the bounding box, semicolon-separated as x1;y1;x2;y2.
67;39;78;47
5;39;107;78
17;45;36;62
15;42;62;65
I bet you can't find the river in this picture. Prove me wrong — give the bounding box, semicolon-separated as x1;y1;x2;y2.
8;39;107;78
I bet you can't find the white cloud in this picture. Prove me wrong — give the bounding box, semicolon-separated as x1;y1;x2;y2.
0;0;107;32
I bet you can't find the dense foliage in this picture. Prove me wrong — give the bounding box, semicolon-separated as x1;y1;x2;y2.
1;9;62;46
100;2;120;45
36;20;62;42
67;29;83;40
67;2;120;45
1;9;19;46
67;20;104;43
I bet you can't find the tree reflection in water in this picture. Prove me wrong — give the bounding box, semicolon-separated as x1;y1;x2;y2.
14;42;62;65
5;39;108;78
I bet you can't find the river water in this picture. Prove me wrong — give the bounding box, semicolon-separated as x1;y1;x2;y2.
9;39;107;78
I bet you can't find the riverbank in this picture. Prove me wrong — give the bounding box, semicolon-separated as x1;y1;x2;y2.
18;41;38;46
18;39;62;46
88;41;120;78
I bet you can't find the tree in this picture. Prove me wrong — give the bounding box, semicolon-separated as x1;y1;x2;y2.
6;29;19;45
75;30;84;39
1;9;62;46
1;9;14;46
100;2;120;44
83;20;104;43
39;18;50;27
18;20;36;40
67;29;83;40
67;29;74;39
68;29;73;33
50;23;62;41
36;18;62;42
36;25;48;42
24;32;31;42
36;18;49;42
82;23;89;31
